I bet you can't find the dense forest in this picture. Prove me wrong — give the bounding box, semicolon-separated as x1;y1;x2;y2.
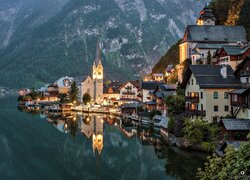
152;0;250;74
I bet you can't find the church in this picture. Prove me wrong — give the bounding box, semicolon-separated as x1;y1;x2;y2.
74;41;104;103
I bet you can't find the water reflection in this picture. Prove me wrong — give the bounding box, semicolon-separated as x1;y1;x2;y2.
16;105;207;179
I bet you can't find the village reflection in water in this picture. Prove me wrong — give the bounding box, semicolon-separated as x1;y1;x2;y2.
15;105;207;179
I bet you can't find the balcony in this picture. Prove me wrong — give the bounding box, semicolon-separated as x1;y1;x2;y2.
185;96;199;103
122;92;136;95
185;108;206;116
240;70;250;77
231;101;248;108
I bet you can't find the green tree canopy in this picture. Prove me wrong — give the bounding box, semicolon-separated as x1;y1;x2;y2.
82;93;91;105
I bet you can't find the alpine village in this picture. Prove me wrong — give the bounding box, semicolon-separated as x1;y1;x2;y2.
8;2;250;179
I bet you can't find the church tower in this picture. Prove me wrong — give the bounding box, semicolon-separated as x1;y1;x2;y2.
92;41;103;103
196;4;216;26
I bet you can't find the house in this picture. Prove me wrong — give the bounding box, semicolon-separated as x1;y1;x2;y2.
152;73;164;82
103;81;121;106
55;76;74;94
165;64;175;76
143;82;176;113
121;103;143;116
141;81;158;103
119;80;141;102
214;45;250;70
18;88;31;96
220;119;250;140
177;5;247;82
229;56;250;119
181;65;242;122
234;56;250;85
153;84;176;114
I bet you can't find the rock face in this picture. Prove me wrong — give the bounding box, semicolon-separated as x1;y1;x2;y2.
0;0;206;88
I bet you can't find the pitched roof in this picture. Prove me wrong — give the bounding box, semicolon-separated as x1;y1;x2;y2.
229;88;249;95
141;81;158;90
234;56;250;77
222;45;250;55
198;5;216;21
119;80;141;90
181;65;242;89
74;75;91;85
183;25;247;43
222;119;250;131
195;43;224;49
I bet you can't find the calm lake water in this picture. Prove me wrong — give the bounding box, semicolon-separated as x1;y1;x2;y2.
0;95;207;180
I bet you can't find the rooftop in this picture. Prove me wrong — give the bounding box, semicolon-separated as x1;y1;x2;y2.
181;65;242;89
183;25;247;43
222;119;250;131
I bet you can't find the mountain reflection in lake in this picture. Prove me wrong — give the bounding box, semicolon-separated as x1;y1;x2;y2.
0;96;207;180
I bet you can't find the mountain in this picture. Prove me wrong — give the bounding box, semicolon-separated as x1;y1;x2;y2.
0;0;206;88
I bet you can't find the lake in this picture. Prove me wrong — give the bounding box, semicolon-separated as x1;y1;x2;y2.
0;95;207;180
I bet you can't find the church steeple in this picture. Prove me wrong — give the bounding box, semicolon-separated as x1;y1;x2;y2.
196;4;216;26
92;40;103;80
95;41;102;66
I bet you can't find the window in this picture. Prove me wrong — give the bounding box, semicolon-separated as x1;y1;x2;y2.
213;92;218;99
225;105;229;112
214;106;218;112
200;92;203;99
224;92;229;99
232;94;238;102
191;79;194;85
201;104;203;111
246;78;249;83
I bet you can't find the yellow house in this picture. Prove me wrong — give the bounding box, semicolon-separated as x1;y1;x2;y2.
181;65;242;122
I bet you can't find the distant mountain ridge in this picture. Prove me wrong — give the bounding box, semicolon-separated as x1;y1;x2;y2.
0;0;206;88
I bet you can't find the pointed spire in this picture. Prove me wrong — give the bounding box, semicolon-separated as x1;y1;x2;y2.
95;40;102;65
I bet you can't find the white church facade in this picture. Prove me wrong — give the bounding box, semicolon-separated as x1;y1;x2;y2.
75;41;104;103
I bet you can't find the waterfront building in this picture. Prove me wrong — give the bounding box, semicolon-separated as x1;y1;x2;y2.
55;76;74;93
119;80;141;102
75;41;104;103
152;73;164;82
181;65;242;122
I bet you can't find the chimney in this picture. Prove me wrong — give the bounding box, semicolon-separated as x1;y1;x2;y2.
220;65;227;78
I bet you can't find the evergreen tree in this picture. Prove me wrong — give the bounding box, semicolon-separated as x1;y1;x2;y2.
82;93;91;105
70;81;79;103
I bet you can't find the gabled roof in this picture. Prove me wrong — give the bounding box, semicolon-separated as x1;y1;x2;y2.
222;119;250;131
141;81;158;90
119;80;141;90
183;25;247;43
222;45;250;56
195;43;224;50
197;5;216;21
234;56;250;77
181;65;242;89
74;75;92;85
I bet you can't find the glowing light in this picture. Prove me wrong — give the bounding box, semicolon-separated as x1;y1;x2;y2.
101;119;104;123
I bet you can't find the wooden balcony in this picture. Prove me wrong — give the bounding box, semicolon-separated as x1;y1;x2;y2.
242;83;250;88
185;96;199;103
185;108;206;116
231;101;248;108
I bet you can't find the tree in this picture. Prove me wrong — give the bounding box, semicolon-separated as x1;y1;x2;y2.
207;50;212;65
58;93;68;103
197;134;250;179
82;93;91;105
165;95;185;115
70;81;78;103
183;118;219;144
